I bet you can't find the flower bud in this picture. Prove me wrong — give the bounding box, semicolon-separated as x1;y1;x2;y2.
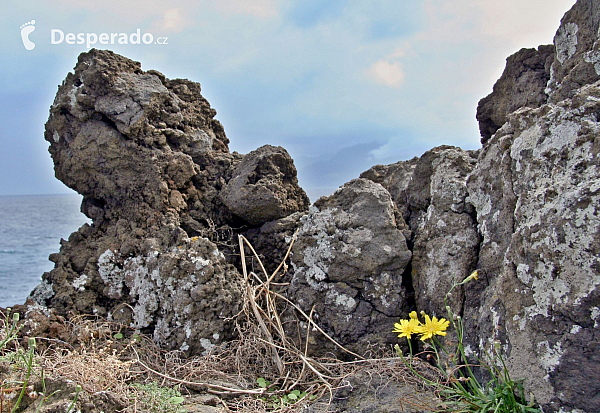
467;270;479;282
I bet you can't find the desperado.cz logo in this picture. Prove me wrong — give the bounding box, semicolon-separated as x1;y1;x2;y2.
20;21;168;51
51;29;168;48
20;20;36;50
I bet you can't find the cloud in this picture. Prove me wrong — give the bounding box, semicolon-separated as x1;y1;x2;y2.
418;0;575;50
154;8;191;33
368;60;405;88
474;0;576;47
213;0;278;19
1;0;578;197
51;0;279;23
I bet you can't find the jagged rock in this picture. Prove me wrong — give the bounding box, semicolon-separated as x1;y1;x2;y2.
407;147;480;317
466;4;600;410
30;49;306;354
359;2;600;410
477;0;600;145
359;157;419;221
24;2;600;410
45;49;240;236
243;212;305;275
546;0;600;102
362;146;479;317
466;81;600;412
477;46;554;144
287;178;412;357
220;145;309;226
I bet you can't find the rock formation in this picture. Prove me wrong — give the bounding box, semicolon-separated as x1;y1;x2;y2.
361;1;600;410
476;45;554;144
26;0;600;411
469;3;600;410
288;178;413;356
31;49;309;355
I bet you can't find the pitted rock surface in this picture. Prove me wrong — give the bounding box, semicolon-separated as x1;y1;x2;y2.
287;179;412;357
220;145;309;225
476;46;554;144
362;146;480;318
467;83;600;412
546;0;600;102
24;2;600;410
30;49;306;353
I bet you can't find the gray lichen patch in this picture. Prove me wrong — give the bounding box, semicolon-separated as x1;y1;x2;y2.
288;179;412;357
556;22;579;64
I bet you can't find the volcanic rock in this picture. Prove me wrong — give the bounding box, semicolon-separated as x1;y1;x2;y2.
30;49;307;354
26;1;600;410
220;144;309;226
287;178;412;357
476;45;554;144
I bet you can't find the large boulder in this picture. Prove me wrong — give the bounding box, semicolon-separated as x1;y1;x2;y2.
30;49;307;354
468;2;600;411
406;147;480;317
467;83;600;412
358;2;600;410
476;46;554;144
287;178;412;357
362;146;480;318
546;0;600;102
220;145;309;226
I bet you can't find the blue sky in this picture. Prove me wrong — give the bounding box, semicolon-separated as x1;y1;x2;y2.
0;0;575;201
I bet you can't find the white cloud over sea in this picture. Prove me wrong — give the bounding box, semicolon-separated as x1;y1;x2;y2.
0;0;575;199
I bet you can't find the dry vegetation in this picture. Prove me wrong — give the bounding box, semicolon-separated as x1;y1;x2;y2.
1;235;441;412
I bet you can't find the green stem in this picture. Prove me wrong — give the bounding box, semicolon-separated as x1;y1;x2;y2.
66;385;82;413
396;340;441;388
0;312;20;351
11;340;36;413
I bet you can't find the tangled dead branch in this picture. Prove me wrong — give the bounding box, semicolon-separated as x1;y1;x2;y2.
1;233;442;412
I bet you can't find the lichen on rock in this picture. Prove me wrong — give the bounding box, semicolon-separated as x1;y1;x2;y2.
24;2;600;409
30;49;306;354
287;178;412;357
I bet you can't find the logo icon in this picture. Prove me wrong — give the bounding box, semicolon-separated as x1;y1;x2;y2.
20;20;36;50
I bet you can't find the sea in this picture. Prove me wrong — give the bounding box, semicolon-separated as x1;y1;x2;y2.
0;194;90;308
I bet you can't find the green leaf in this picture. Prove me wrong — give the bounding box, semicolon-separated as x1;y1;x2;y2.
169;396;185;404
257;377;268;388
287;393;298;401
114;333;123;340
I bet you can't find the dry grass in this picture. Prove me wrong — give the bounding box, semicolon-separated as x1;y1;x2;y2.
1;234;442;412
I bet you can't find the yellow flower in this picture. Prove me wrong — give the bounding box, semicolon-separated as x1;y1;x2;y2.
419;314;450;341
467;270;479;282
393;317;423;340
409;311;419;320
458;270;479;286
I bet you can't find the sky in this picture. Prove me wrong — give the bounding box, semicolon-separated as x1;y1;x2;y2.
0;0;576;201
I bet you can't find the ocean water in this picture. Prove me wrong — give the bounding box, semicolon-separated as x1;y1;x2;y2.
0;194;90;308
